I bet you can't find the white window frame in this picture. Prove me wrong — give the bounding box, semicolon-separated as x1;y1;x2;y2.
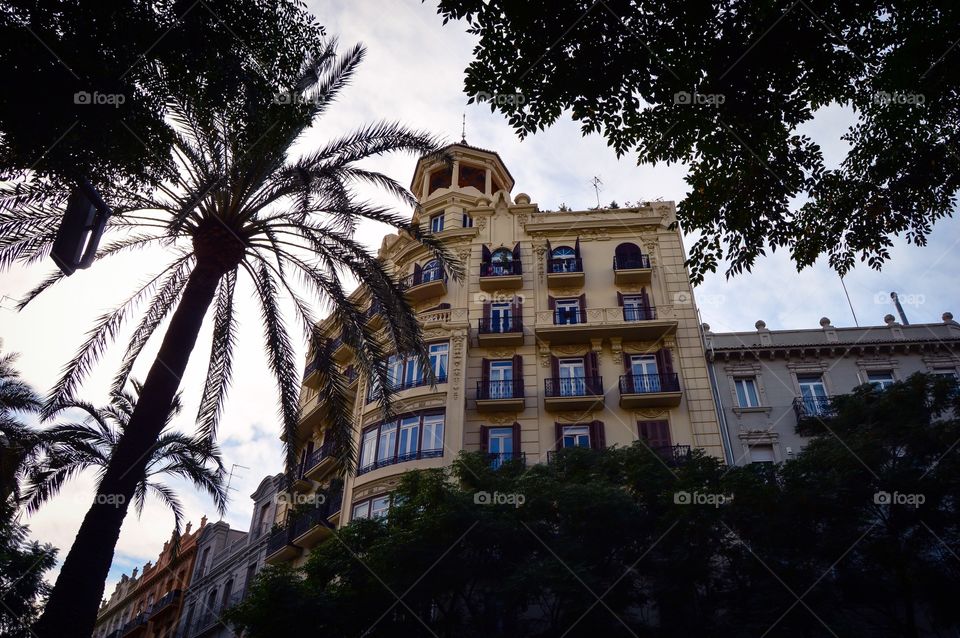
734;377;761;408
430;214;444;233
422;414;445;453
561;424;590;448
867;371;895;390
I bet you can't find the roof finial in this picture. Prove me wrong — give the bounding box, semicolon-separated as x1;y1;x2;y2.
461;113;467;144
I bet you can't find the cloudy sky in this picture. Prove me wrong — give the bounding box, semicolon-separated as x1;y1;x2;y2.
2;0;958;597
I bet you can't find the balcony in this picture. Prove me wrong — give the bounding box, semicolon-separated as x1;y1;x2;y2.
121;612;150;637
304;442;336;481
365;373;448;405
403;270;447;303
290;489;343;549
546;257;584;288
475;378;525;413
534;307;676;345
148;589;181;621
419;306;468;328
479;260;522;291
365;302;386;329
356;448;443;476
477;317;524;347
543;376;605;412
190;592;242;637
618;373;682;409
613;254;652;284
288;468;311;494
793;396;838;435
487;452;526;469
264;524;300;565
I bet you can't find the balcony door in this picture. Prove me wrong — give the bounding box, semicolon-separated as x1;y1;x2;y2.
622;294;651;321
489;360;513;398
488;427;514;467
629;354;660;392
555;299;580;325
798;376;828;414
559;358;586;396
490;302;512;333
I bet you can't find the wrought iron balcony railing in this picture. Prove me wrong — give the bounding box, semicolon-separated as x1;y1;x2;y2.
547;257;583;273
619;373;681;394
476;378;524;400
480;260;522;277
544;376;603;397
613;254;651;270
356;448;443;476
487;452;526;469
477;317;523;334
622;305;657;321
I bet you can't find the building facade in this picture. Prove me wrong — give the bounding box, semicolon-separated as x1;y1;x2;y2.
705;313;960;465
175;473;284;638
93;518;206;638
266;142;724;566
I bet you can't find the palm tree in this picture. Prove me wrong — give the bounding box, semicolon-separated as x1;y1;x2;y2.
0;41;457;638
0;352;41;503
21;380;227;533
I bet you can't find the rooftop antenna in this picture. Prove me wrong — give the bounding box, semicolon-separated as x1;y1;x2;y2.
460;113;467;144
590;176;603;208
890;291;910;325
839;275;859;327
221;463;250;520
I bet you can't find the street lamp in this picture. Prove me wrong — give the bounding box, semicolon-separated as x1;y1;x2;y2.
50;179;112;276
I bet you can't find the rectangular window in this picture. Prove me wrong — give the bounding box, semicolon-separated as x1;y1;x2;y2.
352;501;370;520
371;495;391;519
398;416;420;461
622;295;651;321
734;377;761;407
749;444;775;464
933;368;958;379
377;421;398;464
359;429;377;470
489;302;513;333
561;425;591;448
488;360;514;399
429;343;449;380
867;371;895;390
422;414;444;455
797;375;828;415
387;355;404;390
554;298;580;325
462;213;473;228
558;358;586;396
430;214;444;233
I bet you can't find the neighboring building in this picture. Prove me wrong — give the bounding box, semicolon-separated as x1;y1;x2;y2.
266;141;724;566
93;518;207;638
705;312;960;466
175;473;284;638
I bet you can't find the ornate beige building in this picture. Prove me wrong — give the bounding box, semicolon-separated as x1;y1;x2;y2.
266;142;723;566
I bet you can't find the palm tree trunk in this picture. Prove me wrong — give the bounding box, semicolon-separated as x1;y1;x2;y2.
34;256;229;638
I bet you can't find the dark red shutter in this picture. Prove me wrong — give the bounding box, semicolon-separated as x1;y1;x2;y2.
546;239;552;254
555;422;564;449
550;355;559;382
590;420;606;449
578;293;586;320
657;348;674;374
640;288;651;315
483;301;491;322
513;354;523;397
481;358;490;383
617;291;624;306
638;421;672;450
480;426;489;453
547;295;556;310
512;422;521;455
574;237;581;259
512;242;521;262
481;245;491;263
413;263;422;285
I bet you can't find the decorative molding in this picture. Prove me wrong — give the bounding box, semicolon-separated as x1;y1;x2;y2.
487;348;514;358
635;408;667;419
554;344;588;356
451;333;466;400
487;413;514;424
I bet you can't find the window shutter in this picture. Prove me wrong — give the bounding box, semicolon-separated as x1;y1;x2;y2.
657;348;675;374
480;426;489;453
585;351;599;378
574;237;581;258
617;291;624;306
512;242;521;262
638;420;672;450
550;355;559;381
590;420;606;449
413;263;422;285
512;422;521;454
513;354;523;396
481;245;491;263
548;295;556;310
483;301;491;322
481;358;490;384
640;288;651;312
546;239;552;255
578;293;586;319
555;422;564;449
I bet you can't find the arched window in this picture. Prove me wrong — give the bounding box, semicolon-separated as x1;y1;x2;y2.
222;579;234;608
550;246;577;272
421;259;442;282
614;242;646;269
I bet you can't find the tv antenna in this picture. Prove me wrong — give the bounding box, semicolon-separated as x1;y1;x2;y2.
221;463;250;519
461;113;467;144
590;176;603;208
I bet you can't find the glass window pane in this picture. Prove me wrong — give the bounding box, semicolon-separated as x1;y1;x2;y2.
352;502;370;520
371;496;391;518
360;430;377;468
378;422;397;462
422;415;444;452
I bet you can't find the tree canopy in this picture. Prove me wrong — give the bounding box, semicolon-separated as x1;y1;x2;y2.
230;373;960;637
433;0;960;282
